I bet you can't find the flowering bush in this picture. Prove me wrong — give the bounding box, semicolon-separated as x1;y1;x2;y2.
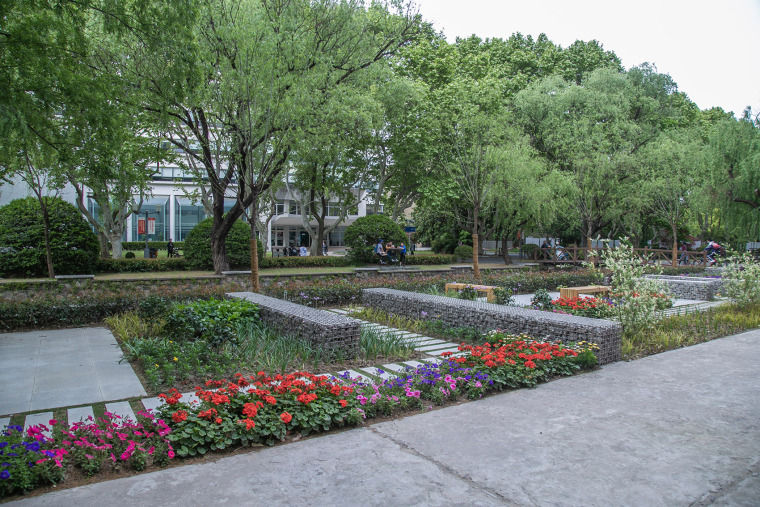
157;372;361;456
550;296;614;318
721;253;760;309
0;424;66;497
0;411;172;499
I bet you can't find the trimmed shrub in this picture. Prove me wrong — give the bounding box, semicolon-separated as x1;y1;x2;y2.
454;245;473;261
184;217;263;270
121;241;185;251
95;258;190;273
344;215;406;263
0;197;99;277
260;256;354;269
124;251;136;259
404;254;456;265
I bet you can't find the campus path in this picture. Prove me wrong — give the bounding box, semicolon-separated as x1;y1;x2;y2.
10;329;760;507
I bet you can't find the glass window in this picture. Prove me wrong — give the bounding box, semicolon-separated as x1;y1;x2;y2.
288;202;301;215
132;196;169;241
275;200;286;215
329;227;346;247
175;198;207;241
271;228;284;247
326;202;341;217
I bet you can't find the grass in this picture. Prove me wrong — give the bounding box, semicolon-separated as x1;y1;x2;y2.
622;302;760;359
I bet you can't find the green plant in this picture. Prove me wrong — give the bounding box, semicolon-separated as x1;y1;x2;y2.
164;298;260;348
0;196;99;277
124;251;136;259
183;217;263;270
458;285;478;300
453;244;473;260
602;240;670;338
137;295;173;319
530;288;553;310
721;253;760;308
343;215;406;263
492;286;515;305
431;232;459;254
359;327;417;360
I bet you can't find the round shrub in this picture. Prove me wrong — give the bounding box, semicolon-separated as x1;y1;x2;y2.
0;196;99;277
184;217;263;270
124;251;136;259
454;244;473;260
431;232;458;254
344;215;406;263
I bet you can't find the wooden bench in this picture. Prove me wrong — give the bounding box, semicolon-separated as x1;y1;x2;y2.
445;283;497;302
559;285;611;299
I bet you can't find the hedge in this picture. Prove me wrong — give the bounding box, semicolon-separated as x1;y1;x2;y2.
260;256;355;269
0;286;228;331
95;258;192;273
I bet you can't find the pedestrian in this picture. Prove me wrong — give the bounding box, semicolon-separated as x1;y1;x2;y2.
678;242;689;265
167;238;175;258
322;240;328;256
410;241;415;256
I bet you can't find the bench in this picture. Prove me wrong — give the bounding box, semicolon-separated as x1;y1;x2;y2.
362;288;622;365
445;283;497;302
559;285;611;299
227;292;360;355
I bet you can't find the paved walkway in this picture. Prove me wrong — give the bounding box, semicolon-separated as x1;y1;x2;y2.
0;327;145;417
8;329;760;506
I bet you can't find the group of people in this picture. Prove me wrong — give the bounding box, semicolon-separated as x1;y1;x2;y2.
539;239;570;261
374;238;408;265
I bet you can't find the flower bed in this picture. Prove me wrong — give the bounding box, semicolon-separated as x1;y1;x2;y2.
0;411;172;498
549;296;614;319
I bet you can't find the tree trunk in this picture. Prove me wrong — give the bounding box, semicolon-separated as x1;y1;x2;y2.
98;232;110;259
671;224;678;267
39;197;55;278
250;202;260;292
473;205;480;281
501;234;513;265
108;234;124;259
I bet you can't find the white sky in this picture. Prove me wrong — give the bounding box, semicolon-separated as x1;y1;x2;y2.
415;0;760;117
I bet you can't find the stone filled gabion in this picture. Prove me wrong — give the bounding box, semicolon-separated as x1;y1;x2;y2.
641;275;726;301
362;288;622;365
227;292;360;356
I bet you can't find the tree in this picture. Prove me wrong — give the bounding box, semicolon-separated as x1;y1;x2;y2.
127;0;424;292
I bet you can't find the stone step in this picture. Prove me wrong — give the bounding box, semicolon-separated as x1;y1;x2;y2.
333;369;374;384
416;342;459;352
105;401;137;423
67;406;95;425
24;412;54;436
428;347;462;356
362;367;395;381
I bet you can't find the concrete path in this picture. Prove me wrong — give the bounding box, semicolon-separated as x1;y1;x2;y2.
0;327;146;416
10;329;760;506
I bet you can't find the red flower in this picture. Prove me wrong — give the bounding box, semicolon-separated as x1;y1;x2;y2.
172;410;188;423
215;417;222;424
239;418;256;430
524;360;536;369
280;412;293;424
242;403;258;418
339;399;348;408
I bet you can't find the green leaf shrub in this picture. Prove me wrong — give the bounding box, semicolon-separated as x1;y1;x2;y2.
344;215;406;263
164;298;260;348
453;244;473;260
124;251;136;259
95;258;190;273
0;197;99;277
260;256;354;269
721;253;760;308
183;217;263;270
121;241;185;251
458;285;478;300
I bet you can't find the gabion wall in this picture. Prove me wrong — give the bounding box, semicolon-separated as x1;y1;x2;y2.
361;288;622;365
641;275;726;301
227;292;360;356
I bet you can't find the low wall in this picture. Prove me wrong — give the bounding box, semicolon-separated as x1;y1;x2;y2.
227;291;360;356
642;275;726;301
361;288;622;365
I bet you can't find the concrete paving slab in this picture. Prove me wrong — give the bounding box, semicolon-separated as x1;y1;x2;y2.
416;341;458;352
67;406;95;425
0;327;146;415
427;347;461;356
23;412;54;436
140;397;164;414
105;402;137;423
363;367;394;381
402;360;436;369
380;363;413;374
333;369;374;384
0;417;10;429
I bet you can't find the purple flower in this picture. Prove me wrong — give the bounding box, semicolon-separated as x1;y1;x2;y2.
0;470;9;479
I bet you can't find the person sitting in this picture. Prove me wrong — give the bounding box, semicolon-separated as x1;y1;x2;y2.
398;243;407;265
540;239;552;259
385;240;398;262
678;242;689;265
299;244;308;257
375;239;388;264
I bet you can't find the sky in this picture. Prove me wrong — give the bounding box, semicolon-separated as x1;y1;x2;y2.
415;0;760;117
